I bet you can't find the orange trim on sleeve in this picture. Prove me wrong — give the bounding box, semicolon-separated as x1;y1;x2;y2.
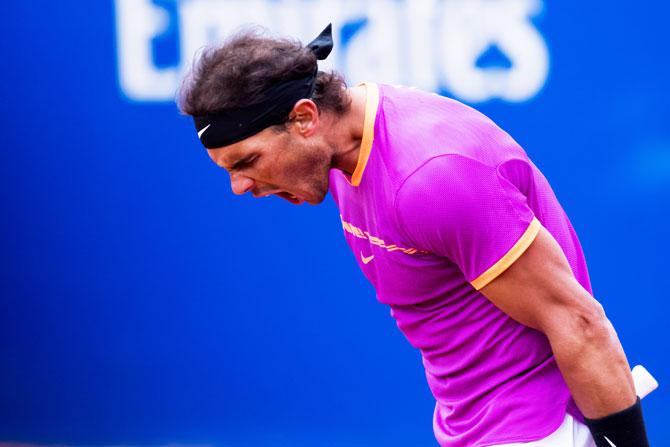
350;83;380;187
470;217;542;290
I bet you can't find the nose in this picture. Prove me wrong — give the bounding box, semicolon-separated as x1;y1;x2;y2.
230;173;255;195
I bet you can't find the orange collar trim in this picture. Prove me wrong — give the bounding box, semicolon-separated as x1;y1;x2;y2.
350;82;380;187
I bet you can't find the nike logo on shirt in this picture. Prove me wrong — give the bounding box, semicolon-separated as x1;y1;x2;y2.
360;252;375;265
604;436;616;447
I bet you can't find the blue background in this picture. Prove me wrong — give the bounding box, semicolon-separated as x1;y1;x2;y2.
1;1;667;446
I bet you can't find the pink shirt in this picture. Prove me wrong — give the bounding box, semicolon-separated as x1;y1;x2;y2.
329;84;591;446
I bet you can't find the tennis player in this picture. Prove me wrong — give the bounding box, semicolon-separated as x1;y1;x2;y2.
178;25;650;447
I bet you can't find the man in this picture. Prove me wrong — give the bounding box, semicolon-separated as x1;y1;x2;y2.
177;25;650;446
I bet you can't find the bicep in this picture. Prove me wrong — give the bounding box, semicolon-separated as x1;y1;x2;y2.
479;226;603;337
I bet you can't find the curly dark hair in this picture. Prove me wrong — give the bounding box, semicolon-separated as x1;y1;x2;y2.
177;27;351;119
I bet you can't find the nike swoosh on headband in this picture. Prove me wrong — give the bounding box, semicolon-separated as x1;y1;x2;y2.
198;124;212;139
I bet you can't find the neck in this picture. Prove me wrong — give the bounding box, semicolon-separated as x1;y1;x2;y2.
326;85;368;176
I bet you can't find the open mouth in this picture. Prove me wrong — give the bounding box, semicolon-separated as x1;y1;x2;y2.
254;189;305;205
276;191;304;205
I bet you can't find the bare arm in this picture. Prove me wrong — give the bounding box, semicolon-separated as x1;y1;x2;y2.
480;226;636;419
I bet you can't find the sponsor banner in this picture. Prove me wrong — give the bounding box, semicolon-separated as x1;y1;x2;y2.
115;0;549;103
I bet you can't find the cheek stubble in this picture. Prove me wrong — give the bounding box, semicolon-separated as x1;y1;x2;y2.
284;145;332;203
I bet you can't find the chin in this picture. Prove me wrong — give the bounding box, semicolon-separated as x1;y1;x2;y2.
307;189;329;205
297;176;329;205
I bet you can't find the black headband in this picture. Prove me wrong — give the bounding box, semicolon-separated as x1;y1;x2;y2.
194;24;334;149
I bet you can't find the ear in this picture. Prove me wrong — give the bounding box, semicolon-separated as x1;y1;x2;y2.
289;99;319;136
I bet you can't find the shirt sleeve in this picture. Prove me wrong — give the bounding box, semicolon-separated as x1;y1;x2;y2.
394;154;541;290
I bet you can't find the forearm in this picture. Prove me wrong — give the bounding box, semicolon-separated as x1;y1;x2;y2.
479;227;649;444
547;307;637;419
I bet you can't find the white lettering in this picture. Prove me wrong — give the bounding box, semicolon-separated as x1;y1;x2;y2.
115;0;180;101
114;0;550;104
436;0;549;102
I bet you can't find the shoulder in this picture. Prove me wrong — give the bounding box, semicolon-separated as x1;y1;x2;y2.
374;84;530;187
393;154;535;248
392;153;540;285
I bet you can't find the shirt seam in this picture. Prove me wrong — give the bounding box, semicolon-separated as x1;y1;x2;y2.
471;160;538;285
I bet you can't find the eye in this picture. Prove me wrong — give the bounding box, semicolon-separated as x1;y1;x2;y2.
231;155;258;171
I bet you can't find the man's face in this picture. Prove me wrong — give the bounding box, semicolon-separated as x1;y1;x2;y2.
206;125;331;205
